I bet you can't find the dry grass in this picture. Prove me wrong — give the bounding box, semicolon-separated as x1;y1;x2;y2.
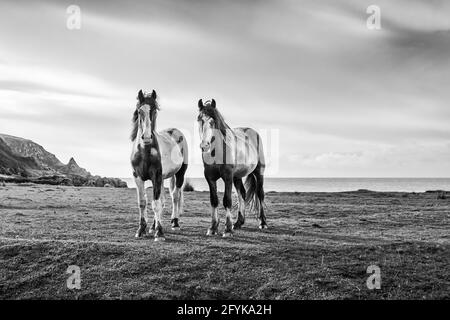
0;185;449;299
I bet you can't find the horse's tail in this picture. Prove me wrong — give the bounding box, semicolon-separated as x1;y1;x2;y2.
244;171;265;219
243;128;268;227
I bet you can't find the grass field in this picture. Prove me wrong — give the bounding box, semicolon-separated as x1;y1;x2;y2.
0;184;449;299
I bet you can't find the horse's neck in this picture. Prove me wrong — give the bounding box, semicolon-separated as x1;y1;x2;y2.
219;126;236;150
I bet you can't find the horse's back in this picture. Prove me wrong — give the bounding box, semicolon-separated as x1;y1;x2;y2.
232;127;264;178
234;127;264;159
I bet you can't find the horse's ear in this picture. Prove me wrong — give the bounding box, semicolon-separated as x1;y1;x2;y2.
198;99;204;110
151;90;157;100
138;90;145;103
211;99;216;108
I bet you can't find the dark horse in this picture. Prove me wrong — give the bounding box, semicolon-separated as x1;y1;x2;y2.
131;90;188;241
197;99;267;237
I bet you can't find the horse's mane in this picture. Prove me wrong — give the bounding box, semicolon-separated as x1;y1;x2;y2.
130;93;160;142
201;101;231;136
130;110;139;141
199;101;236;150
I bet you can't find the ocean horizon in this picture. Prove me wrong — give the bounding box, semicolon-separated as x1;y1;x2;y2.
121;177;450;193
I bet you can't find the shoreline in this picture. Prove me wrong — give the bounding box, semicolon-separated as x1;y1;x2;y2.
123;177;450;193
1;182;448;195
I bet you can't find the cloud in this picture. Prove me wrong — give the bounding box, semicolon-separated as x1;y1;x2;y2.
0;0;449;177
0;63;121;98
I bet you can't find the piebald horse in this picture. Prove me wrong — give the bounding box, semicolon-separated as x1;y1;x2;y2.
197;99;268;237
131;90;188;241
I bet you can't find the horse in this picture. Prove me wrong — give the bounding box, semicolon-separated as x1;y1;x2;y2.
197;99;267;237
131;89;188;241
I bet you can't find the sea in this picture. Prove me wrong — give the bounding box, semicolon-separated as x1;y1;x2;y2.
121;177;450;193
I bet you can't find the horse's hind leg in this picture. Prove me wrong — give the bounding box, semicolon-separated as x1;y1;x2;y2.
170;163;187;230
169;176;180;230
233;178;246;230
160;179;166;209
223;177;234;237
255;172;268;229
151;173;165;241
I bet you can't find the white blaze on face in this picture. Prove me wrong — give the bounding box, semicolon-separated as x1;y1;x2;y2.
139;105;152;144
199;115;214;152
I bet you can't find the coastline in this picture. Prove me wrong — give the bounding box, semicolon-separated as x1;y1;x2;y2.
121;177;450;193
0;174;127;188
2;180;449;195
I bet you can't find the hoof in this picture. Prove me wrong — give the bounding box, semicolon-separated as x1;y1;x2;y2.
135;229;146;238
135;232;150;238
206;229;218;236
171;226;181;231
171;218;180;230
222;232;233;238
154;236;166;242
233;223;242;230
259;224;268;230
136;221;151;238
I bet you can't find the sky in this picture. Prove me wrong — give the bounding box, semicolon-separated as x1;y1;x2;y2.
0;0;449;178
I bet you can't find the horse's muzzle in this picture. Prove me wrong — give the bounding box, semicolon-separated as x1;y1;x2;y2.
200;142;210;153
142;134;153;145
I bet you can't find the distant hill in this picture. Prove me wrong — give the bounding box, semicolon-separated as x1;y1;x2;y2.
58;157;91;177
0;138;39;176
0;133;127;188
0;134;63;171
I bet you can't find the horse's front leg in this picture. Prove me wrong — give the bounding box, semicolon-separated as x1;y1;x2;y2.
134;177;150;238
206;177;219;236
152;173;165;241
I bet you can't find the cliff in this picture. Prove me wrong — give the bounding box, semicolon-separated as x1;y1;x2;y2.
0;134;63;171
0;134;127;188
0;138;40;177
